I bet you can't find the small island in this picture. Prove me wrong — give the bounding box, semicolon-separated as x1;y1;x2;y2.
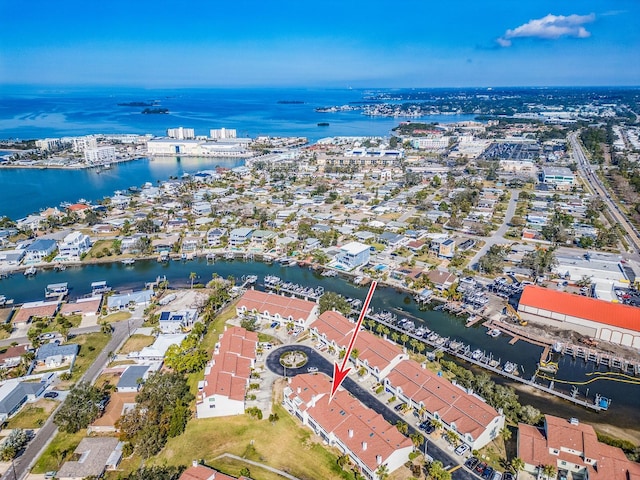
317;122;330;127
141;107;169;114
117;102;155;107
277;100;304;104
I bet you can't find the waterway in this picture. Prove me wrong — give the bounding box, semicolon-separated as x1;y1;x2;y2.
1;258;638;431
0;155;244;220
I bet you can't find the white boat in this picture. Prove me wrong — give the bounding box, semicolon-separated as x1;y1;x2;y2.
471;349;483;360
503;361;517;374
91;280;111;295
24;266;37;277
486;328;501;338
121;258;135;265
538;362;559;374
552;342;564;353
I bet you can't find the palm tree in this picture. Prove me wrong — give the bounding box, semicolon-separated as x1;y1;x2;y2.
391;331;400;343
395;421;409;435
541;464;557;479
416;341;426;357
400;333;409;346
189;272;197;289
375;463;389;480
410;432;424;452
510;457;525;475
501;426;512;442
409;338;419;353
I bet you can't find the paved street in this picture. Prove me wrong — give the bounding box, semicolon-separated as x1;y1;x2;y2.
468;189;519;270
266;345;478;480
2;314;144;480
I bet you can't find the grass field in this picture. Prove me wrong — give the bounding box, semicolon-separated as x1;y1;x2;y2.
118;334;154;354
101;311;132;323
66;332;111;384
152;404;351;480
32;430;85;474
5;400;58;429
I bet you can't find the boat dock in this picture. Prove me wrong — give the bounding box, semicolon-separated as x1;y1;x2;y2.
263;276;324;301
363;309;612;412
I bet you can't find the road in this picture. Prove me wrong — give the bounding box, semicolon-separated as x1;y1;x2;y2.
3;316;143;480
570;131;640;255
468;189;519;270
266;345;477;480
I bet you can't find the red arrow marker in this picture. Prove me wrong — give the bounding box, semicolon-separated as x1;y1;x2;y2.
329;281;377;402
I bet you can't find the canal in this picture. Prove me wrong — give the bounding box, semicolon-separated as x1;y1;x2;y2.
1;257;638;432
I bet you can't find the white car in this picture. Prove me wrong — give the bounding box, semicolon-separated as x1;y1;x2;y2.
307;367;318;373
455;444;470;456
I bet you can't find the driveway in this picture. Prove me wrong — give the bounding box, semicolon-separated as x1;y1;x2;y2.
266;345;477;480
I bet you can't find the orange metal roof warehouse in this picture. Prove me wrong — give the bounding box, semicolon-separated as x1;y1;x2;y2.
519;286;640;332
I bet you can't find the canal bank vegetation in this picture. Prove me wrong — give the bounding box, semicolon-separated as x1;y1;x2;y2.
596;432;640;462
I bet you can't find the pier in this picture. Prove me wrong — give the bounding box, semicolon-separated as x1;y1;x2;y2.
262;276;324;301
362;309;613;412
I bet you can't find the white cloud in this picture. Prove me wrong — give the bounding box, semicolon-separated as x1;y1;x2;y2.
497;13;596;47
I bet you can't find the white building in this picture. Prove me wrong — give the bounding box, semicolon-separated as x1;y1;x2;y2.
84;146;116;164
167;127;195;140
210;128;237;139
58;231;92;259
334;242;371;271
35;138;63;151
411;136;450;150
72;136;98;153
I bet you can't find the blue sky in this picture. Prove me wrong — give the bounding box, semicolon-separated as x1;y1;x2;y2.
1;0;638;87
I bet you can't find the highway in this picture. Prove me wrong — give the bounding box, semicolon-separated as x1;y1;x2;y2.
2;316;144;480
569;132;640;255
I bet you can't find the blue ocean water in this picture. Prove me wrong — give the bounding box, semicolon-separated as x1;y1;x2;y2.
0;87;475;219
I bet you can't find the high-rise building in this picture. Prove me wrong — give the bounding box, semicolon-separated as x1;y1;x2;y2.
210;128;237;139
167;127;195;140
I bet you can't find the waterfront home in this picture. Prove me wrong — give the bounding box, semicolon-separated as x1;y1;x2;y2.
59;296;102;317
206;228;227;247
152;234;180;253
107;290;154;310
16;214;45;231
0;249;25;267
385;360;504;451
284;374;413;480
518;415;640;480
251;230;276;247
425;269;458;291
158;309;198;334
181;236;200;255
56;437;122;480
0;380;46;422
334;241;370;271
196;326;257;418
12;300;59;325
303;238;321;252
23;238;58;263
229;227;254;247
236;289;319;328
58;231;92;259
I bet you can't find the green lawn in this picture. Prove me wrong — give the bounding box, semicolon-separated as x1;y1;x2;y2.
32;430;85;474
152;404;351;480
5;400;58;429
118;334;154;355
66;332;112;384
101;311;132;323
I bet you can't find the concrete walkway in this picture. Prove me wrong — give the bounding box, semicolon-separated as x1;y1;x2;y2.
214;453;302;480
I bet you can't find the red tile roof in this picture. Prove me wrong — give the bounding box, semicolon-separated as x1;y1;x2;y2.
12;302;59;324
180;465;249;480
519;285;640;332
237;290;317;323
518;415;640;480
287;374;412;473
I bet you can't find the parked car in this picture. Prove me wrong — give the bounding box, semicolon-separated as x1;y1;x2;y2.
502;473;515;480
44;391;59;399
482;466;494;479
455;443;470;456
307;367;318;373
394;403;407;412
464;457;479;469
476;462;488;474
491;471;503;480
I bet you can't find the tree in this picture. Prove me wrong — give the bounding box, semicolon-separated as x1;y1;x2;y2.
396;421;409;435
319;292;352;315
541;464;557;479
501;426;512;442
189;272;197;289
239;467;251;477
410;432;425;452
426;460;451;480
0;429;30;461
54;382;106;433
510;457;525;474
375;463;390;480
124;466;185;480
519;404;542;425
520;247;557;278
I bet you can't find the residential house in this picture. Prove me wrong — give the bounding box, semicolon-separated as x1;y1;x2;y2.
235;289;319;329
181;236;200;255
251;230;276;247
192;202;212;216
518;415;640;480
334;242;370;271
107;290;154;310
158;309;198;334
196;326;257;418
117;365;151;392
130;334;186;362
180;464;250;480
229;228;254;246
283;374;413;480
0;380;46;422
303;238;321;252
88;392;137;434
56;437;122;480
23;238;57;263
378;232;405;249
0;345;29;370
425;269;458;291
12;300;59;325
206;228;227;247
58;231;92;259
36;343;80;370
